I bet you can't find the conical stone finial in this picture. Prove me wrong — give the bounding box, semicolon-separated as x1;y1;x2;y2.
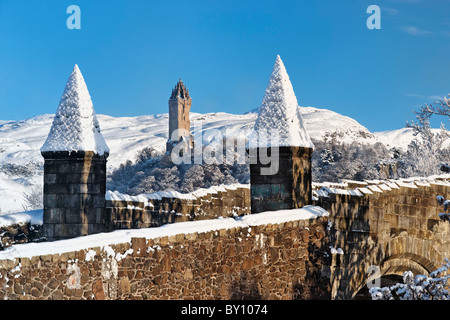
252;55;314;149
41;64;110;156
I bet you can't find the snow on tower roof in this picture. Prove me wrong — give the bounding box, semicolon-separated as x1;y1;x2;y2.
41;64;110;156
252;55;314;149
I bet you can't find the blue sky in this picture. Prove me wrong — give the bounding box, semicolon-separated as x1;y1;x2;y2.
0;0;449;132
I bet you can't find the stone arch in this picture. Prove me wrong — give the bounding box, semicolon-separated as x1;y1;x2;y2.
383;235;443;274
350;235;443;299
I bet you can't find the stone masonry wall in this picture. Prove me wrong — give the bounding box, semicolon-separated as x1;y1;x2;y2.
42;151;108;240
0;186;250;250
250;146;313;213
0;215;330;300
105;186;250;230
313;176;450;299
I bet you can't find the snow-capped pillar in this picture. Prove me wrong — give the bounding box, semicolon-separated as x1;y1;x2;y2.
41;65;110;240
250;56;314;214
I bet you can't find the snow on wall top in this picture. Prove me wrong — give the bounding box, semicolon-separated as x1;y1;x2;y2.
40;65;110;156
312;174;450;198
106;183;250;205
251;55;314;149
0;205;328;261
0;209;43;228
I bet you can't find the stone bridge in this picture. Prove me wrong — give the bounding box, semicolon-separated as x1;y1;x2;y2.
25;59;450;300
1;175;449;300
313;175;450;299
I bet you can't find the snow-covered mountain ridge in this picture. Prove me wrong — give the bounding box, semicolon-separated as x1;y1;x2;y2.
0;106;445;213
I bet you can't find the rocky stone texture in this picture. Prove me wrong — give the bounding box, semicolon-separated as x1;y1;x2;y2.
42;151;108;240
250;146;313;213
0;216;330;300
313;177;450;299
105;187;250;230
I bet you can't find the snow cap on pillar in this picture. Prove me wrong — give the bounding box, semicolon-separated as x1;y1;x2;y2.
252;55;314;149
41;64;110;156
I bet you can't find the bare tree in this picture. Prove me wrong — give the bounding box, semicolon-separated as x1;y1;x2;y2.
22;185;43;211
414;95;450;120
405;94;450;176
370;259;450;300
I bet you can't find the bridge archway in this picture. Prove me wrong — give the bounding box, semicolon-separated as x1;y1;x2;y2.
350;236;443;300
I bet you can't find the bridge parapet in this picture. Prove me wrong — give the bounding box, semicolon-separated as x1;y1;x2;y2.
312;174;450;299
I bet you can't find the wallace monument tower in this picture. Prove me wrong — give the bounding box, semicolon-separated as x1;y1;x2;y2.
166;79;193;153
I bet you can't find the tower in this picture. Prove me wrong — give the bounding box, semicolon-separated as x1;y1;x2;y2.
249;55;314;213
41;65;110;240
167;79;193;153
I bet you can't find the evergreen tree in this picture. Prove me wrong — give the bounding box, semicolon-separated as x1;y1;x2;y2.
370;259;450;300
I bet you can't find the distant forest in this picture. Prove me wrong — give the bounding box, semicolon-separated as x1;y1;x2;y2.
107;135;449;195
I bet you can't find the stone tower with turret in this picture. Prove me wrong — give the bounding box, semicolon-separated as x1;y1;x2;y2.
167;79;193;153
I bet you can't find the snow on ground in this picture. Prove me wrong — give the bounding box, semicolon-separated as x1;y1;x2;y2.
300;107;379;145
0;205;328;261
374;127;450;151
373;127;417;151
0;209;43;228
0;109;394;174
0;173;42;214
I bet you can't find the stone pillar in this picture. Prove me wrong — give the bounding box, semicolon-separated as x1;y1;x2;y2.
250;146;313;213
42;151;109;240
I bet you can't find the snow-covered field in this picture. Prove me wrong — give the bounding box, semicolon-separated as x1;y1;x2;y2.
0;106;445;214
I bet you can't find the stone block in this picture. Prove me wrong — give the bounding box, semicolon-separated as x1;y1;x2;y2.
92;195;106;208
44;208;64;224
250;146;312;214
92;279;105;300
57;162;72;174
63;194;84;208
131;237;147;256
54;223;89;239
64;208;84;224
44;174;57;184
118;277;130;296
42;224;54;240
43;194;57;208
90;208;104;225
68;184;89;194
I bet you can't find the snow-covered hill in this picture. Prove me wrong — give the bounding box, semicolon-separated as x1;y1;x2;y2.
374;127;450;151
0;106;442;213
